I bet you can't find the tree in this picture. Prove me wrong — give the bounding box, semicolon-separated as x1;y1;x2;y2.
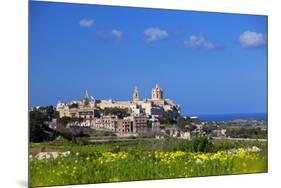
55;127;89;142
29;110;57;142
36;105;58;121
177;137;214;152
176;116;188;129
174;116;197;131
100;107;130;118
95;99;101;104
225;127;267;139
57;116;85;127
69;103;78;109
72;117;84;123
57;116;72;126
158;110;177;124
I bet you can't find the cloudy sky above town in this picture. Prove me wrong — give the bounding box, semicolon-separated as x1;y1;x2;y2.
29;1;267;115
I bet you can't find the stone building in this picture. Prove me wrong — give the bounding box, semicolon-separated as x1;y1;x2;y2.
97;100;132;110
93;115;118;131
148;116;161;132
132;113;148;133
93;114;148;133
56;91;95;126
116;118;133;132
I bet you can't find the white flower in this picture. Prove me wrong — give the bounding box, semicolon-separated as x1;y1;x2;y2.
195;159;203;165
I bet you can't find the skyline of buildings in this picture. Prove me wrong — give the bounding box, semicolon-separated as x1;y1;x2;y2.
54;84;180;133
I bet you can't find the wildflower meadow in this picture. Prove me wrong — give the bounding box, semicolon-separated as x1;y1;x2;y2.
29;138;267;187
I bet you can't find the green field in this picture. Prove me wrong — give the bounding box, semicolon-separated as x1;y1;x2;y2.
29;138;267;187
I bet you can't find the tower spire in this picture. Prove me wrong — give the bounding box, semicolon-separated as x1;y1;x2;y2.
133;86;139;102
84;90;89;99
84;90;90;105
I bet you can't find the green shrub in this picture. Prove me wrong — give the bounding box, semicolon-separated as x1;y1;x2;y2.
176;137;214;152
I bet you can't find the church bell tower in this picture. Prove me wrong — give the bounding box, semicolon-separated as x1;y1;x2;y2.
152;83;163;100
133;86;139;102
83;90;90;105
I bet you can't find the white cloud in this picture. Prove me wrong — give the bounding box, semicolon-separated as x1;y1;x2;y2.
79;19;95;27
111;29;123;40
96;29;123;41
184;34;218;49
239;31;267;48
144;28;168;42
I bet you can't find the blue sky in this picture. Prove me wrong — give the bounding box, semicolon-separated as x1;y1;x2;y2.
29;1;268;115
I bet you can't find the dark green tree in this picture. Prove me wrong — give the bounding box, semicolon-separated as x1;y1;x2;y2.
101;107;130;118
29;110;57;142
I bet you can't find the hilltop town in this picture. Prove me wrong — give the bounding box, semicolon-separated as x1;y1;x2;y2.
30;84;267;142
54;84;180;134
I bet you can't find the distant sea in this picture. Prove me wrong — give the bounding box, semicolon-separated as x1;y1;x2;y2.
190;113;268;122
